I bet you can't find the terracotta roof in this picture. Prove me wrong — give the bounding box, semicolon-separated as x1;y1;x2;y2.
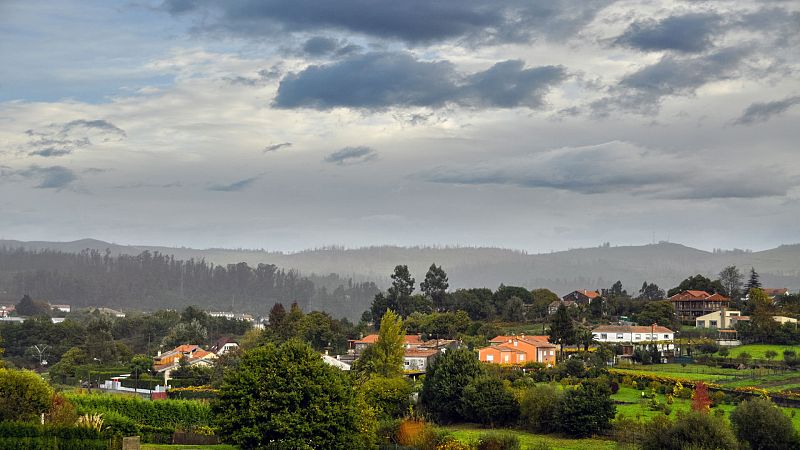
764;288;789;296
353;334;423;345
565;290;600;299
404;349;439;357
492;344;526;354
489;335;556;348
670;290;729;302
592;325;674;334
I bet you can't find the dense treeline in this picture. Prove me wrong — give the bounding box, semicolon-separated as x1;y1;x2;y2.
0;246;378;320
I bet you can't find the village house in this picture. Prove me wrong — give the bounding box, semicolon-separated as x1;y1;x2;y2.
562;289;601;306
669;290;730;322
695;310;742;329
210;337;239;355
548;300;578;315
153;344;218;384
50;304;71;313
592;325;675;361
350;334;424;354
477;335;557;366
404;348;439;372
0;305;14;318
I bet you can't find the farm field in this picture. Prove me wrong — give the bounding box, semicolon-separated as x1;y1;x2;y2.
441;425;616;450
714;344;800;360
141;445;236;450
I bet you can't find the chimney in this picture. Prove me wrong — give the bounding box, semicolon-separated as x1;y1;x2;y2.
325;349;329;356
157;350;161;357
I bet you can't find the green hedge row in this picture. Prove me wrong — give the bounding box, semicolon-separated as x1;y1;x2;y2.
0;422;108;450
65;393;212;428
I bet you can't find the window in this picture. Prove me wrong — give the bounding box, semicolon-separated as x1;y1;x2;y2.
504;354;509;363
635;334;641;340
519;354;525;361
664;334;669;339
710;320;718;328
616;333;624;339
697;320;705;327
600;333;607;340
486;354;494;362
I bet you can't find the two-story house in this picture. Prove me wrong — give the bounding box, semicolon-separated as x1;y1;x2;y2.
670;290;730;322
477;335;556;366
592;325;675;361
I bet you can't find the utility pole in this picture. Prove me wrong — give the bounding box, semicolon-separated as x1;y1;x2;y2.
31;344;49;367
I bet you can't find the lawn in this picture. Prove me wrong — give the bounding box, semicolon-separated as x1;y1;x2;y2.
611;366;739;382
715;344;800;361
440;425;616;450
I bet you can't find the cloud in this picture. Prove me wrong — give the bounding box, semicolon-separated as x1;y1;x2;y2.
613;13;722;53
23;119;126;157
224;64;284;86
274;52;566;110
415;141;796;199
208;176;260;191
733;96;800;125
9;166;79;189
593;46;750;115
162;0;613;45
303;36;339;55
263;142;293;153
324;146;378;165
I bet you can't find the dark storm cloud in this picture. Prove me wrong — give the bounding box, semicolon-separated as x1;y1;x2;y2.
23;119;126;157
324;146;377;165
7;166;79;189
613;13;722;53
303;36;338;55
274;52;566;110
592;46;750;115
162;0;614;45
208;176;260;192
263;142;292;153
733;96;800;125
416;141;796;199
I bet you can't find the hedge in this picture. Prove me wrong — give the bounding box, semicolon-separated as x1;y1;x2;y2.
0;422;108;450
64;393;212;429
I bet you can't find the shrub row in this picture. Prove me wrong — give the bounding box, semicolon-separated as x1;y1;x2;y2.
64;393;212;428
0;422;107;450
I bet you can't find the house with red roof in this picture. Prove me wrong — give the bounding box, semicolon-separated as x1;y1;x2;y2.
562;289;601;306
478;335;556;366
669;290;730;322
350;334;423;354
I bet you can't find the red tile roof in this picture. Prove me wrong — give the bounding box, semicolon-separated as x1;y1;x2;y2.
670;290;729;302
404;349;439;357
353;334;423;345
592;325;674;334
763;288;789;296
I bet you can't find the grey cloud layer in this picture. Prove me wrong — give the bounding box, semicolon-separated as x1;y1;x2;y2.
208;176;261;192
22;119;125;157
275;53;566;110
734;96;800;125
164;0;613;45
324;146;377;165
613;13;722;53
2;165;78;189
416;142;796;200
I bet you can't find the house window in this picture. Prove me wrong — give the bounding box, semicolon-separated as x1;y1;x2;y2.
635;334;641;340
519;354;525;361
504;354;509;363
697;320;705;327
486;354;494;362
710;320;718;328
600;333;607;340
664;334;669;339
616;333;624;339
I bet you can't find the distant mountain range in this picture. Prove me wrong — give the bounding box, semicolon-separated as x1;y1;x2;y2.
1;239;799;296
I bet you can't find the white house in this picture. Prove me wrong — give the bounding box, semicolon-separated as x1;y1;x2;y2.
592;325;675;362
696;310;742;329
50;304;71;313
403;349;439;372
321;353;351;371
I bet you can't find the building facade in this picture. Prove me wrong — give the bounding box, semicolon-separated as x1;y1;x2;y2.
670;290;730;322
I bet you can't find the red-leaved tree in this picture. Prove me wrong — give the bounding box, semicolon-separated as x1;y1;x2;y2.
692;382;711;413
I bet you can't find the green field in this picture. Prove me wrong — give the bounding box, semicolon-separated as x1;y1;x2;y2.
141;446;236;450
715;344;800;361
612;364;740;382
441;425;616;450
611;386;800;429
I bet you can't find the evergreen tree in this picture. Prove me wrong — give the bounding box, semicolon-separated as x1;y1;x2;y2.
549;304;576;361
745;267;762;293
420;263;449;311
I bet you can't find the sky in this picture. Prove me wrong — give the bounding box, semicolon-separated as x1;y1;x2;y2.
0;0;798;253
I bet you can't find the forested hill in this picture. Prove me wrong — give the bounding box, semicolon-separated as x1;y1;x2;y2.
1;240;799;316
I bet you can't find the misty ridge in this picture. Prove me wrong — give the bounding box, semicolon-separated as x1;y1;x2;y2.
1;238;798;321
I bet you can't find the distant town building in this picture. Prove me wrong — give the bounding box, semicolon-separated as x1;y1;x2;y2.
403;348;439;372
695;310;742;329
562;290;601;306
350;334;424;354
669;290;730;322
548;300;578;315
0;305;14;318
50;304;71;313
592;325;675;362
477;335;556;366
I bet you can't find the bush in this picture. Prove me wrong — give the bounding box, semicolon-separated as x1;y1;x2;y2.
65;392;211;428
474;431;521;450
459;375;519;427
362;376;413;419
0;422;106;450
519;384;562;433
420;348;484;423
730;398;800;450
0;368;54;422
639;410;737;450
555;379;615;437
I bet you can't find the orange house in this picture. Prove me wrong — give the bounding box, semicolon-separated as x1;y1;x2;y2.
478;335;556;366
